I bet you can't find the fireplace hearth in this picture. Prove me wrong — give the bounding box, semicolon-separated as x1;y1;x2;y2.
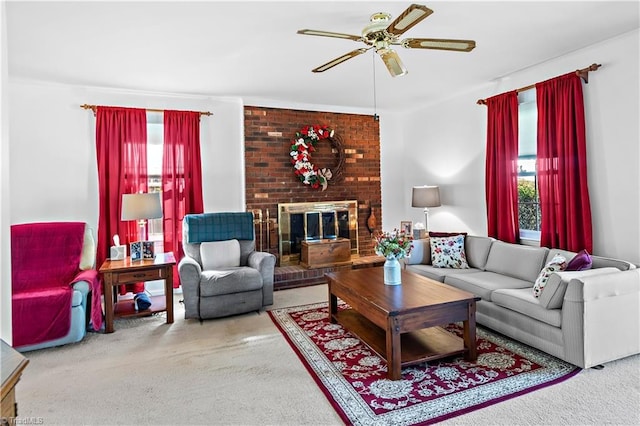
278;201;358;266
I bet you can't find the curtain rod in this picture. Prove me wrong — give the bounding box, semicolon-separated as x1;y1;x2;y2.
80;104;213;116
476;63;602;105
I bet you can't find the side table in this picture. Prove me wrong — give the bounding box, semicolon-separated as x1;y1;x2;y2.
1;339;29;422
99;252;176;333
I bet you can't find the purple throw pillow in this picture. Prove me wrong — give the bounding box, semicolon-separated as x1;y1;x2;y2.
566;249;592;271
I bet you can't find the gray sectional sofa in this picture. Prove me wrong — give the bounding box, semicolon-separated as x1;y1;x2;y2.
405;236;640;369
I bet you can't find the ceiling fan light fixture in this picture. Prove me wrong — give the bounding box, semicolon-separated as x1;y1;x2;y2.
380;49;408;77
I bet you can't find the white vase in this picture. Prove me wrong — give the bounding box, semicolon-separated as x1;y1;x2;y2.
384;255;402;285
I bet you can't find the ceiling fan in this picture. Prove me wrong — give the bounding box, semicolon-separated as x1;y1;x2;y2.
297;3;476;77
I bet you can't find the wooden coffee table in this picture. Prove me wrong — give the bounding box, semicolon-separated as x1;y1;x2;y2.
326;267;480;380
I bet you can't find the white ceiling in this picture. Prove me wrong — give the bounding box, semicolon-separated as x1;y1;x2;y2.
6;1;640;112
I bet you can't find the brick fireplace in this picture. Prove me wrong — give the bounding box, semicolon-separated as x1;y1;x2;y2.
244;106;382;265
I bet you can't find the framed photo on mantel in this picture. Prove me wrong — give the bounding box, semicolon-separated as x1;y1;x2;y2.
400;221;412;236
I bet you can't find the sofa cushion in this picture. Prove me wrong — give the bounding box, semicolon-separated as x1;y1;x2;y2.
565;249;592;271
444;271;533;302
406;239;431;265
492;288;562;328
406;264;481;283
539;267;621;309
465;236;494;270
200;239;240;269
533;254;567;298
199;267;263;297
430;235;469;269
484;241;549;282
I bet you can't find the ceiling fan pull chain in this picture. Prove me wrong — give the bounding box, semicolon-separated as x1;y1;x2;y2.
372;52;379;121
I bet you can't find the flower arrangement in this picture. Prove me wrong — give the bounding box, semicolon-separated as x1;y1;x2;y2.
374;229;414;259
290;124;334;191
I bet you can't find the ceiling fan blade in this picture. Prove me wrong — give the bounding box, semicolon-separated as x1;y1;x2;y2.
312;48;370;73
403;38;476;52
379;49;408;77
297;29;362;42
386;4;433;37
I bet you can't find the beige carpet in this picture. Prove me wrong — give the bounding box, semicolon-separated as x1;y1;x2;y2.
15;284;640;425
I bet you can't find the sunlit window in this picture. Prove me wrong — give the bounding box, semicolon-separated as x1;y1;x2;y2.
517;90;540;241
147;112;164;250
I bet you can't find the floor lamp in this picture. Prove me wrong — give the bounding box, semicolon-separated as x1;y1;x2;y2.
411;185;441;233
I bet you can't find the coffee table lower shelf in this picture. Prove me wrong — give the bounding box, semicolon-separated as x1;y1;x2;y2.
334;308;466;367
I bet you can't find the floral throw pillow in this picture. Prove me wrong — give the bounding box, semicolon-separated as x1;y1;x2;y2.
430;235;469;269
533;254;567;298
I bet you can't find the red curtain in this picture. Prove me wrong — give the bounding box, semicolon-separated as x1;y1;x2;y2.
485;91;520;243
162;110;204;287
536;72;593;252
96;106;148;294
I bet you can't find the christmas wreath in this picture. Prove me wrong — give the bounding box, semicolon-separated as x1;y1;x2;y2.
290;124;344;191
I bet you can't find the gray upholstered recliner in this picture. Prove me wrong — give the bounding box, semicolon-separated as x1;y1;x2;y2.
178;212;276;320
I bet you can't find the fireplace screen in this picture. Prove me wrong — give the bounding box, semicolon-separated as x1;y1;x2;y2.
278;200;358;265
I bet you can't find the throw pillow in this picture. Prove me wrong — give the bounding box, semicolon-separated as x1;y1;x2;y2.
565;249;592;271
200;239;241;269
430;235;469;269
533;254;567;298
79;225;96;270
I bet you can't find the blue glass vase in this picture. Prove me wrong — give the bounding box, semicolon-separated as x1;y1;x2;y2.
384;255;402;285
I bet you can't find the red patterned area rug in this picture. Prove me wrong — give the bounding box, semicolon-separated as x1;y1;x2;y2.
269;302;580;425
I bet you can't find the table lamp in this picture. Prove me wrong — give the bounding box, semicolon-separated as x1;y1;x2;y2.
121;192;163;260
411;185;441;232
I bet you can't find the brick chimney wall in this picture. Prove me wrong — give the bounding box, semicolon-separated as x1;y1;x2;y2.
244;106;382;261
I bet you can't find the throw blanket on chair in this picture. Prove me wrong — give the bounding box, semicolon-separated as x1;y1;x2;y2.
11;222;91;347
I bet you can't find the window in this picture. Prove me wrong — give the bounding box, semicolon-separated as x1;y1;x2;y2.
146;112;167;295
517;90;540;241
147;112;164;250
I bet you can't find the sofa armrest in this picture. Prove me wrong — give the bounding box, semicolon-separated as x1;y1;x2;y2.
407;239;431;265
564;268;640;302
248;251;277;305
561;268;640;368
178;256;202;319
71;280;90;304
539;267;620;309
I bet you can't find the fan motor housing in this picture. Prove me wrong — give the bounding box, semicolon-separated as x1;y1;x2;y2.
362;12;395;43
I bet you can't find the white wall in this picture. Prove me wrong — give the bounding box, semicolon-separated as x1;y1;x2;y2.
8;80;246;229
397;30;640;265
1;1;12;342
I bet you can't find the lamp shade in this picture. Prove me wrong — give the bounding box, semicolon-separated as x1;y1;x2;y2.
121;193;163;221
411;185;441;208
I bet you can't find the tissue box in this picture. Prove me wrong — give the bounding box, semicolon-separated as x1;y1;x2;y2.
110;245;126;260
